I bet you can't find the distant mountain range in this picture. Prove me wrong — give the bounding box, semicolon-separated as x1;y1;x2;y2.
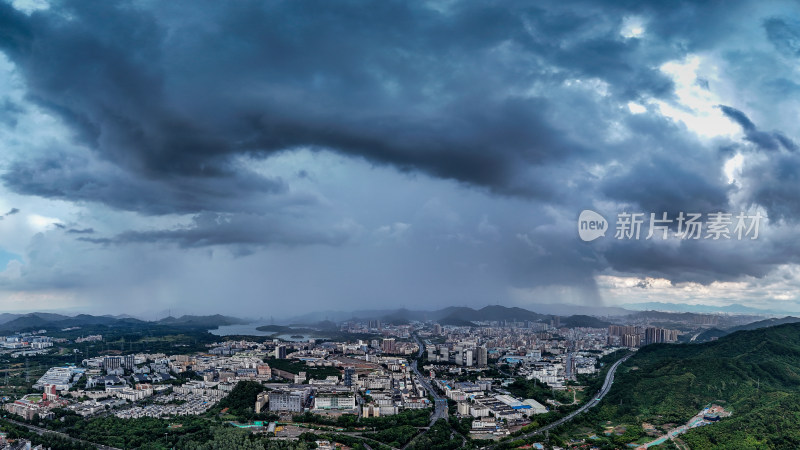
0;305;611;334
518;302;632;317
0;312;247;334
286;303;633;324
365;305;551;325
694;316;800;342
560;314;612;328
286;304;614;329
0;302;782;335
155;314;248;328
623;301;790;315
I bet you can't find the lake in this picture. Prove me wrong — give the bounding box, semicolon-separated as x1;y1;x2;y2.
210;323;313;341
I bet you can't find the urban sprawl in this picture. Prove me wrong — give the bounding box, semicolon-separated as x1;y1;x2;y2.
0;316;698;449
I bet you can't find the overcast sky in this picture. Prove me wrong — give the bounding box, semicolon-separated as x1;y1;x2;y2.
0;0;800;317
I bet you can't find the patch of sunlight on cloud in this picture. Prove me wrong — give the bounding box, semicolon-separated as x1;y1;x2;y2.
652;55;741;139
620;16;646;39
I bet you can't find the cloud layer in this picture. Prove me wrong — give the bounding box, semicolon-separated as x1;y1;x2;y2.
0;0;799;315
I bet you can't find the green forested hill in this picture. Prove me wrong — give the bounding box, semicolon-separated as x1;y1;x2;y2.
584;323;800;449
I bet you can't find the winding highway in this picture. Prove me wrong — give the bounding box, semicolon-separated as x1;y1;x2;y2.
492;352;633;446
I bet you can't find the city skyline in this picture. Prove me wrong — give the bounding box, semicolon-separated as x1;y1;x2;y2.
0;1;799;316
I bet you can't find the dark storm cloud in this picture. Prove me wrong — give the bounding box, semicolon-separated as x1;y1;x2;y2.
102;212;353;249
719;106;758;131
719;105;796;152
0;0;799;303
0;0;696;212
764;17;800;57
741;152;800;223
2;150;289;214
0;207;20;220
603;239;774;285
0;98;22;126
75;237;110;244
66;228;94;234
601;156;731;215
509;227;604;301
712;104;800;223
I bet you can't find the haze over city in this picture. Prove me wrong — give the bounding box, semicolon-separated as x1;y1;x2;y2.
0;0;799;317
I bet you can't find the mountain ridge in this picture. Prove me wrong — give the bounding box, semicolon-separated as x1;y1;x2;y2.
0;312;246;333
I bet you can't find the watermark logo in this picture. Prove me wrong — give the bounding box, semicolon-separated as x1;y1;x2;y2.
578;210;762;241
578;209;608;242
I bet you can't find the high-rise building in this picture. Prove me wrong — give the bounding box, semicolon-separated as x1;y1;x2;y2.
668;329;679;342
609;325;639;336
122;355;136;370
427;346;437;361
565;353;576;381
645;327;657;345
344;367;355;387
622;333;641;348
381;338;396;354
103;356;122;372
644;327;679;345
276;345;287;359
477;346;488;366
433;323;442;335
463;349;473;367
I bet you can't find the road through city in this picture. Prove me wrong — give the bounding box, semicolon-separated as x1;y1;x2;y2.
410;335;448;425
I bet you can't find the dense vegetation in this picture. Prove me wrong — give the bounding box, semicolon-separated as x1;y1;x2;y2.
448;415;474;436
211;380;277;421
680;392;800;449
174;427;313;450
364;424;419;447
407;419;463;450
56;415;214;449
0;418;94;449
569;323;800;449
